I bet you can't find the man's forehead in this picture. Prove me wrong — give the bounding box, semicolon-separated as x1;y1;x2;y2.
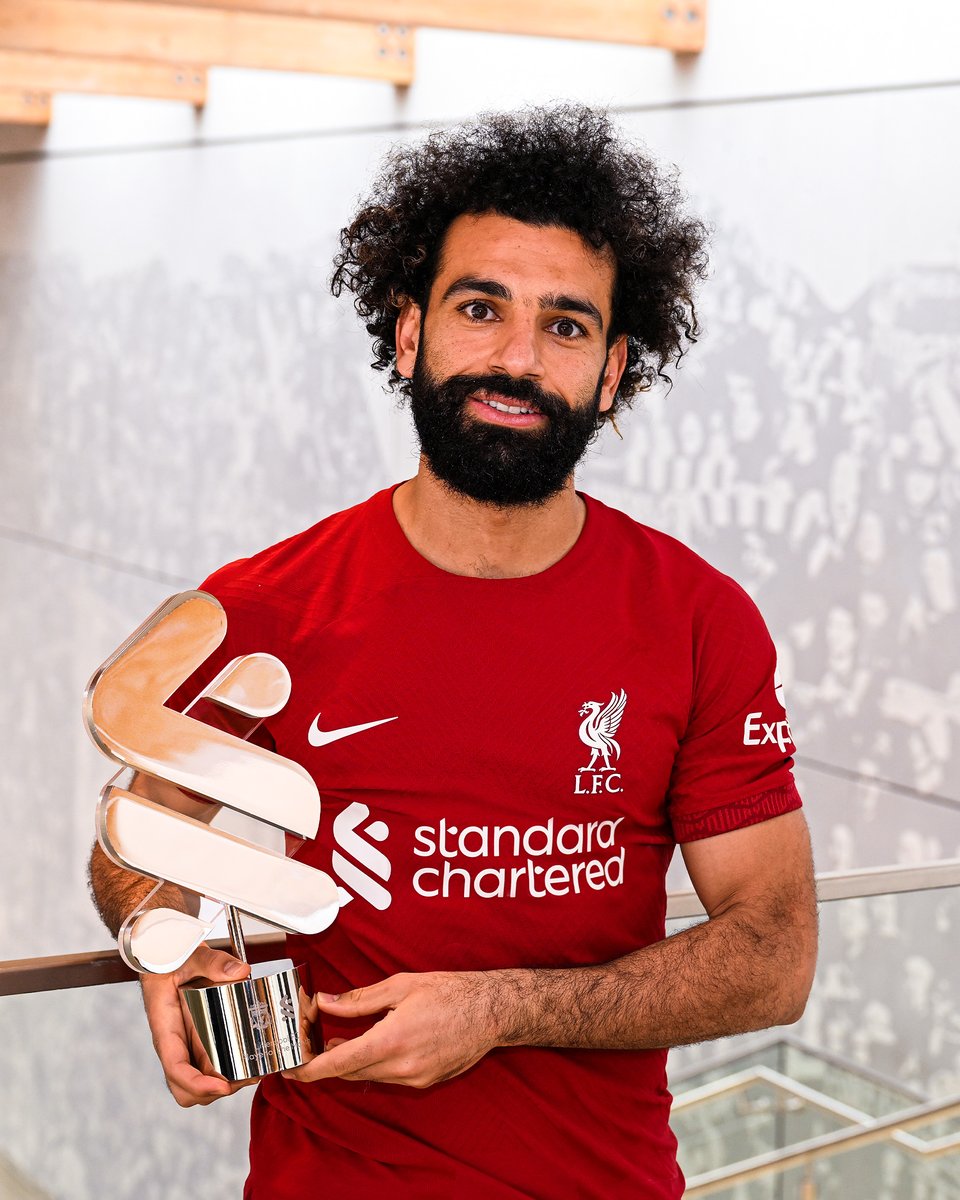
432;212;616;301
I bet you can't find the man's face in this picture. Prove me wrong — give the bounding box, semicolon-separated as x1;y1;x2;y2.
395;212;627;506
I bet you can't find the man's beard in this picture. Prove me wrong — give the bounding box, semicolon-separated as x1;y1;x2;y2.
409;357;605;507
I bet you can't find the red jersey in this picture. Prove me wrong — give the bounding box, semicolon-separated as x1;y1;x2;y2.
174;485;800;1198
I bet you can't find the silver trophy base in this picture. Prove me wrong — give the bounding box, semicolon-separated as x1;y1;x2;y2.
182;958;310;1082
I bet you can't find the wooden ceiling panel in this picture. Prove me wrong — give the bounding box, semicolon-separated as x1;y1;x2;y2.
0;50;207;104
0;0;705;124
0;88;52;125
0;0;415;84
137;0;707;51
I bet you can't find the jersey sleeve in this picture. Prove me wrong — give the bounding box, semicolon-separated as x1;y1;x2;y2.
666;578;801;843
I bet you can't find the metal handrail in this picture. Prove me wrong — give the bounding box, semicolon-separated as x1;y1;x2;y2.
0;933;284;997
674;1064;960;1157
669;1029;928;1101
684;1092;960;1196
3;858;959;997
666;856;960;919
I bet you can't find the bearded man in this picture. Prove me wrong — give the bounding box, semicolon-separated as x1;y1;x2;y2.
90;105;818;1199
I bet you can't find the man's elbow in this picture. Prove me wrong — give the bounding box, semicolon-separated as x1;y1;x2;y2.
776;928;818;1026
778;986;812;1027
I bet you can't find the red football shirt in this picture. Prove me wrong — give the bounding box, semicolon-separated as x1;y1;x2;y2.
172;486;801;1198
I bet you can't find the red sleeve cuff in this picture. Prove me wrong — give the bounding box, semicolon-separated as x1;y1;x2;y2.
672;781;802;843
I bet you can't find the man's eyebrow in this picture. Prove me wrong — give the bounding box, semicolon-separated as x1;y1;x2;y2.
441;277;512;302
539;293;604;332
440;277;605;332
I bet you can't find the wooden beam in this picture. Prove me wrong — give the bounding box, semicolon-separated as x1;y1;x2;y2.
0;0;415;84
0;88;51;124
131;0;707;51
0;50;207;104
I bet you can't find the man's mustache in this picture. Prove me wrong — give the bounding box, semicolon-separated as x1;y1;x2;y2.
435;374;567;421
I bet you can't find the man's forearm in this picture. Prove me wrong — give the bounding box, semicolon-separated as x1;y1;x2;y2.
298;885;818;1089
88;841;193;939
298;813;818;1088
490;898;817;1052
88;772;214;938
491;812;819;1053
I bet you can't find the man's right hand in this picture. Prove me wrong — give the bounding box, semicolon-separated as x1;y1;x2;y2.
141;944;255;1107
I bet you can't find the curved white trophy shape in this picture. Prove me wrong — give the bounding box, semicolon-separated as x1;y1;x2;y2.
85;591;339;973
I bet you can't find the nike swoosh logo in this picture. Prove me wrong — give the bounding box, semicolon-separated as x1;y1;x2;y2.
307;713;397;748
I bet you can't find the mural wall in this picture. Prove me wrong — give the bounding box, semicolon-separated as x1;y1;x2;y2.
0;4;958;1195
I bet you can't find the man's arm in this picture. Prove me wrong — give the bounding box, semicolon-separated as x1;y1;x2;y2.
88;774;253;1107
88;770;222;935
283;808;818;1088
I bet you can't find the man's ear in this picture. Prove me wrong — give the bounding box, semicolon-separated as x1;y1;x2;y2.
598;334;628;414
395;300;422;379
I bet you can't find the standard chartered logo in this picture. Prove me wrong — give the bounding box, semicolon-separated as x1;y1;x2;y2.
412;816;626;900
332;807;628;906
332;802;392;911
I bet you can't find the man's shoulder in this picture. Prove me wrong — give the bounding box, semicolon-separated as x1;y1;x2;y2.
199;486;395;612
584;492;738;591
584;493;775;660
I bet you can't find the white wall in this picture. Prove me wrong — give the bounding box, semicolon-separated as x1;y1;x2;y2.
1;2;959;1195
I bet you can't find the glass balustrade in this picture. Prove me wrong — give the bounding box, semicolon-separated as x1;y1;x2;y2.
0;980;253;1199
2;874;958;1198
669;883;960;1199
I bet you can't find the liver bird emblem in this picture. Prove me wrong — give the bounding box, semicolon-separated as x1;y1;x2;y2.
578;690;628;772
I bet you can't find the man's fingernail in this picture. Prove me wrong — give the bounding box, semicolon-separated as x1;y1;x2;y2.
224;960;245;976
315;992;339;1003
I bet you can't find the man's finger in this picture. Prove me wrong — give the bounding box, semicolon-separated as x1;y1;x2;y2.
282;1029;388;1083
298;986;320;1054
299;986;320;1025
167;1066;256;1107
155;1016;234;1105
157;1021;257;1104
144;983;193;1065
154;1024;220;1089
313;977;402;1018
166;1058;235;1104
181;945;249;986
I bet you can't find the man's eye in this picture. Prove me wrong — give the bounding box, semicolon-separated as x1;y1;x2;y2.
549;318;586;339
460;301;496;321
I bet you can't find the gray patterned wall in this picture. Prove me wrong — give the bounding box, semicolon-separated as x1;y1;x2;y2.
1;7;959;1196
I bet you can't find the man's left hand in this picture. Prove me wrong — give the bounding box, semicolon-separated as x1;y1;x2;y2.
282;971;503;1088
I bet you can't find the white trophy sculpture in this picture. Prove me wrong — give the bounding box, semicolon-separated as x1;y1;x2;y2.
84;591;340;1081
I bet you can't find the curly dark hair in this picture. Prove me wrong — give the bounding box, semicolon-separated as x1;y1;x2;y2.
331;104;709;414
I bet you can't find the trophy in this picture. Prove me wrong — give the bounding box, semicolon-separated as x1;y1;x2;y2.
84;591;340;1081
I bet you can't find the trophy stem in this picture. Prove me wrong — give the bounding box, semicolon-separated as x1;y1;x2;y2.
225;904;248;963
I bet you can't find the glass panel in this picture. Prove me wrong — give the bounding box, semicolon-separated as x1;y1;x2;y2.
791;765;960;879
3;885;960;1196
0;539;173;962
665;767;960;899
0;983;252;1199
669;886;960;1199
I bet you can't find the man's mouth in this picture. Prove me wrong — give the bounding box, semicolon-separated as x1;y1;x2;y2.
469;389;542;417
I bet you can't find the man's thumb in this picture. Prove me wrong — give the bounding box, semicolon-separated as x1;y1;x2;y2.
190;946;250;984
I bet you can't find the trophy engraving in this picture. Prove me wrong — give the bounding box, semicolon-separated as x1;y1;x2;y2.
84;591;340;1081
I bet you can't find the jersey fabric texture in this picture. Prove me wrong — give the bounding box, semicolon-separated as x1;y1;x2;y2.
171;485;801;1199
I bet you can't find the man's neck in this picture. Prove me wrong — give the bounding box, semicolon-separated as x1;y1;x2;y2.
392;459;586;579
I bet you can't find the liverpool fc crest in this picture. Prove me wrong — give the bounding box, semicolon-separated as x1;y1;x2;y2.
577;690;627;772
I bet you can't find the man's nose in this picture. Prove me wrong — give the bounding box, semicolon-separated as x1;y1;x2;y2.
487;316;543;378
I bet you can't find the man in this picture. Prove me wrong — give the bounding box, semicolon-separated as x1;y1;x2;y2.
90;105;818;1198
